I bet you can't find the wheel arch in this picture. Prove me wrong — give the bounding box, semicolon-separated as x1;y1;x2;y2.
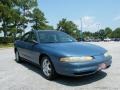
39;53;56;70
39;53;50;65
39;53;57;79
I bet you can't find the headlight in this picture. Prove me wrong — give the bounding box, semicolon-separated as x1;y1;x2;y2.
60;56;93;62
104;52;110;57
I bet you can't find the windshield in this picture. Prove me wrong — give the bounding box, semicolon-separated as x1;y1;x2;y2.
38;31;77;43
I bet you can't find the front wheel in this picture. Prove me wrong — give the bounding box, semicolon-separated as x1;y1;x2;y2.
41;56;57;80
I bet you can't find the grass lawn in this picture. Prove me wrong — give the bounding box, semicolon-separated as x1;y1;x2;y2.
0;43;13;48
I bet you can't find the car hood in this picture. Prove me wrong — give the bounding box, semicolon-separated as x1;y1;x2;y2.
41;42;107;57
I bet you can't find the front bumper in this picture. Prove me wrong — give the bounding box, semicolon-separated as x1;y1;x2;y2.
53;55;112;76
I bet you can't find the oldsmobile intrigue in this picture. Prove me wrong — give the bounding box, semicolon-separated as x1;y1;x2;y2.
14;30;112;80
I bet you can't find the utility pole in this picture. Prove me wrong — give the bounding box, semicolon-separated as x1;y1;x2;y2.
80;18;83;41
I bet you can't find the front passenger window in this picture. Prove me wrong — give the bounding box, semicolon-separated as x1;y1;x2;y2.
21;33;30;42
31;33;37;41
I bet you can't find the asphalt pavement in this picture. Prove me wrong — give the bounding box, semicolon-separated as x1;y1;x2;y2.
0;42;120;90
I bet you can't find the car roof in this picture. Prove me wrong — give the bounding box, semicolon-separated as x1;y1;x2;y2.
32;30;61;33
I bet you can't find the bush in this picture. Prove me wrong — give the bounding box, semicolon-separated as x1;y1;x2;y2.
0;37;14;44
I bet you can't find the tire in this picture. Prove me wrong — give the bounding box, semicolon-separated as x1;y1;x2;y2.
15;50;22;63
41;56;57;80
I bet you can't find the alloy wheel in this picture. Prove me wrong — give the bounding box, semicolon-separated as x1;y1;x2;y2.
42;58;52;77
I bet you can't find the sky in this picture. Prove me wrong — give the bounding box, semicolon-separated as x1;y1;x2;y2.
0;0;120;37
38;0;120;32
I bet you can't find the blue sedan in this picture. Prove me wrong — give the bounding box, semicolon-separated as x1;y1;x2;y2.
14;30;112;80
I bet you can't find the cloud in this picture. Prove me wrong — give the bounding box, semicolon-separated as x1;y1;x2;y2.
74;16;101;32
113;16;120;21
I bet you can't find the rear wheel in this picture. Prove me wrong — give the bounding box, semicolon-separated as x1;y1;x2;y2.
15;51;22;63
41;56;57;80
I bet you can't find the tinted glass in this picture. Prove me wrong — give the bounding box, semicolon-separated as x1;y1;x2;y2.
38;31;77;43
21;33;30;41
31;32;37;41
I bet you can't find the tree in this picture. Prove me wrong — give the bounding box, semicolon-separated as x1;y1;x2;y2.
7;9;27;39
104;27;112;38
83;31;93;39
0;0;54;43
14;0;38;32
44;25;54;30
14;0;37;16
0;1;13;42
28;7;54;30
57;18;66;32
30;8;54;30
99;29;106;40
0;1;27;42
57;18;79;38
0;0;38;42
111;28;120;38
